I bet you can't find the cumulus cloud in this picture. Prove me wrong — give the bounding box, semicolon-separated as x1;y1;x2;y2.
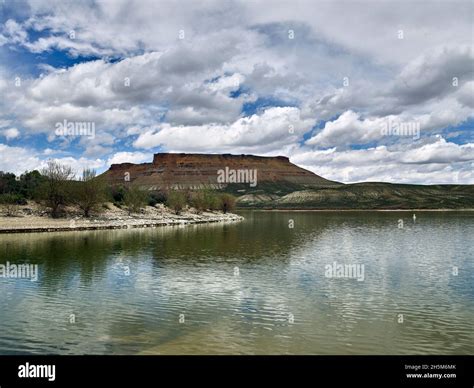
306;111;387;147
391;45;474;107
133;107;314;153
0;144;43;175
0;127;20;140
292;137;474;184
306;103;473;149
0;0;472;184
0;143;106;175
3;42;255;138
106;151;153;166
400;138;474;165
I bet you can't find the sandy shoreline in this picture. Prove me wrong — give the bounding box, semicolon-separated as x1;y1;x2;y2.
0;203;243;234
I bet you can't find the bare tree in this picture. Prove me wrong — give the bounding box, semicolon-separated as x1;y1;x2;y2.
73;169;106;217
40;160;74;218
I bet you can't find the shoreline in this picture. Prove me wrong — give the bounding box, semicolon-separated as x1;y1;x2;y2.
0;215;243;234
0;203;243;234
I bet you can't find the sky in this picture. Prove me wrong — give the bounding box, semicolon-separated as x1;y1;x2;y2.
0;0;473;184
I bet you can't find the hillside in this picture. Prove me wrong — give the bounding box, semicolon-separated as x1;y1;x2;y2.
102;153;474;209
103;153;339;190
238;182;474;209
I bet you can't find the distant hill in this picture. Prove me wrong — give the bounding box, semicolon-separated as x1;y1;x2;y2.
238;182;474;209
102;153;474;209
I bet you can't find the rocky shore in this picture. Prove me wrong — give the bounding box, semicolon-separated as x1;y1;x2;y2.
0;203;243;234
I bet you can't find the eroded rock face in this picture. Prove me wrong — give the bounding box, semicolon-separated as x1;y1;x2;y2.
103;153;338;190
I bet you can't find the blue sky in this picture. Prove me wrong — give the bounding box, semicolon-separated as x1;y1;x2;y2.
0;0;473;184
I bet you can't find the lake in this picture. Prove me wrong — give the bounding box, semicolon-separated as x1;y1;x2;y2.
0;210;473;354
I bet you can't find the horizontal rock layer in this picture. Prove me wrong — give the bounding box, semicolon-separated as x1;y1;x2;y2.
103;153;338;190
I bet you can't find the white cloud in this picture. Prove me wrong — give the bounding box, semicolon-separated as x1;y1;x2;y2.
1;19;28;45
0;0;472;185
1;127;20;140
400;138;474;164
292;137;474;184
133;107;314;153
106;151;153;166
0;144;43;175
306;103;473;149
0;144;105;176
306;111;386;147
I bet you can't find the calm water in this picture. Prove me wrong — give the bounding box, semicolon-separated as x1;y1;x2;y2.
0;211;473;355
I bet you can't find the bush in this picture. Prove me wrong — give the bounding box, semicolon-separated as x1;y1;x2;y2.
203;190;220;211
0;193;23;204
16;197;28;205
218;193;236;213
190;191;206;213
123;185;148;214
148;192;166;207
109;185;126;203
166;190;187;214
0;194;22;216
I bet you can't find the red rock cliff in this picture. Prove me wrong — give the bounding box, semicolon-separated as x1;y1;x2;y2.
103;153;338;190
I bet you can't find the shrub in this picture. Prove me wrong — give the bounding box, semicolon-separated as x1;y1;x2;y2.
190;191;206;213
166;190;187;215
16;197;28;205
148;192;166;207
203;190;220;211
123;184;148;215
0;194;22;216
0;193;22;204
218;193;236;213
109;185;126;203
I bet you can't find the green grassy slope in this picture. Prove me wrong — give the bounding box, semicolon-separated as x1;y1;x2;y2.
233;182;474;209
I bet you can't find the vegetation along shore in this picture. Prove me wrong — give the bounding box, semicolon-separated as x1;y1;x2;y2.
0;160;242;233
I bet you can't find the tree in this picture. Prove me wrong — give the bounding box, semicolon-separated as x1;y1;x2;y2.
0;170;45;202
20;170;45;199
0;172;18;195
123;184;148;215
204;190;220;211
219;193;236;214
73;169;106;217
166;190;186;215
40;160;75;218
190;191;206;213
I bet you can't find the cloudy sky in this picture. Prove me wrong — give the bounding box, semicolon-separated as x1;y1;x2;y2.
0;0;473;184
